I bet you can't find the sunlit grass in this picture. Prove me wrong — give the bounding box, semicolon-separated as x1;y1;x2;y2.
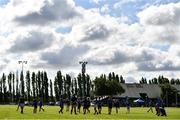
0;105;179;119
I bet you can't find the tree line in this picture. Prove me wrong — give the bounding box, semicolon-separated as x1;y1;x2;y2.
0;71;125;104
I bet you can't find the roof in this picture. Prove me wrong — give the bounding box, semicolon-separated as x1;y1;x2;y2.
119;83;180;98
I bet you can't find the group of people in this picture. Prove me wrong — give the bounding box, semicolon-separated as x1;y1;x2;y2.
16;97;45;114
16;95;167;117
146;97;167;116
58;95;129;115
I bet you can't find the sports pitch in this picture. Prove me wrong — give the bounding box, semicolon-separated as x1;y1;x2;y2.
0;105;179;119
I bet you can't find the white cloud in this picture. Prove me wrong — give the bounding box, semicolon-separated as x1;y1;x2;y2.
0;0;180;81
113;0;137;9
90;0;104;4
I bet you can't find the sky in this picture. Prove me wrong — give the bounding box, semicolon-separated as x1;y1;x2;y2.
0;0;180;82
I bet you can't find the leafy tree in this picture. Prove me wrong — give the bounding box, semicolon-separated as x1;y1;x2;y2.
77;74;82;97
66;74;71;98
56;71;63;99
2;73;6;103
54;77;59;101
44;71;49;103
37;71;41;98
20;71;24;97
74;78;78;95
26;71;31;101
94;76;125;96
8;72;12;102
12;73;15;102
160;84;179;106
86;74;91;97
31;72;36;98
16;71;20;103
50;79;54;102
120;75;125;83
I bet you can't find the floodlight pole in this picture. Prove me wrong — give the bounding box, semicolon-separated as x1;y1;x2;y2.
79;61;88;97
18;60;27;97
18;61;27;73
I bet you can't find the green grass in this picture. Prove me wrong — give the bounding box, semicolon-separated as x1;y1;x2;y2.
0;105;180;119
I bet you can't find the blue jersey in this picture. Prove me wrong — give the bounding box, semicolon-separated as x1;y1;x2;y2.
108;100;113;108
60;100;64;107
33;100;38;107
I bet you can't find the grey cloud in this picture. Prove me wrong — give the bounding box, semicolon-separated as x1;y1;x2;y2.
137;60;180;71
9;31;54;53
89;51;130;65
14;0;81;25
81;24;112;42
37;44;90;68
88;48;155;65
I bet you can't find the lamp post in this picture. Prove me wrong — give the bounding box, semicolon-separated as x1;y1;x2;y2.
18;61;27;73
18;60;27;97
79;61;88;97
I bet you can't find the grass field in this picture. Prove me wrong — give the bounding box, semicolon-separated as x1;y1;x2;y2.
0;105;180;119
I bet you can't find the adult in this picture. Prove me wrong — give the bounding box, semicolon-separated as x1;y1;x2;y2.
33;99;38;113
147;99;153;113
59;98;64;114
77;97;82;113
125;96;130;114
97;97;102;114
93;97;98;115
71;94;77;114
18;97;25;114
114;99;120;114
39;100;45;112
108;97;113;115
83;97;88;114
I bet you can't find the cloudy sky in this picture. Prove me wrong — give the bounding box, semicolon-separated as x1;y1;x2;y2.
0;0;180;82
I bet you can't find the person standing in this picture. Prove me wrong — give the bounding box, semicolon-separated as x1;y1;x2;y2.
59;98;64;114
33;99;38;113
108;97;113;115
125;96;130;114
114;99;120;114
66;98;70;112
93;97;98;115
71;94;77;114
39;100;45;112
87;97;91;113
97;97;102;114
18;97;25;114
77;97;82;113
147;99;153;113
83;97;88;114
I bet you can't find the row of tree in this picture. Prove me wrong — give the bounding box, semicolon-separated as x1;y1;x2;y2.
0;71;125;104
139;75;180;85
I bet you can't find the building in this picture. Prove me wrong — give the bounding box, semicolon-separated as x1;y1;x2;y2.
119;83;180;99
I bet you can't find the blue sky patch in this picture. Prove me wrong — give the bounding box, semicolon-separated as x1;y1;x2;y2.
55;26;72;34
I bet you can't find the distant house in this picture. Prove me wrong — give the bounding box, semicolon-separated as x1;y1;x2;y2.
119;83;180;99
